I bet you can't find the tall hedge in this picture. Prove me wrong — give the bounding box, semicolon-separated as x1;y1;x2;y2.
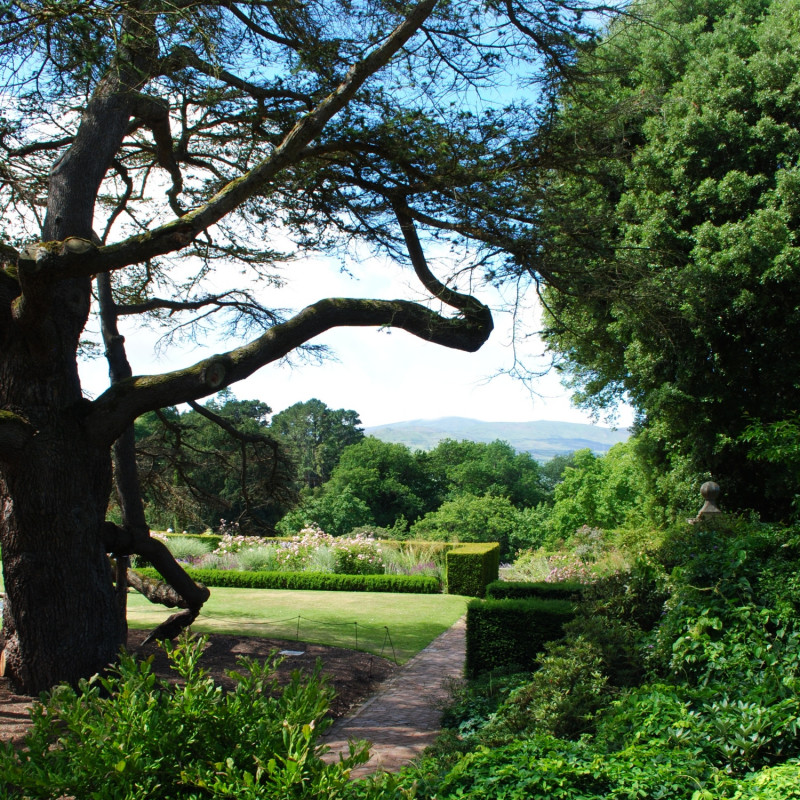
446;543;500;597
465;597;577;677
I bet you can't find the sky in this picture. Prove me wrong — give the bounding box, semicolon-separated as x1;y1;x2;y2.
78;252;634;430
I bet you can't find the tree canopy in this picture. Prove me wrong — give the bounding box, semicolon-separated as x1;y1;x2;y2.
515;0;800;516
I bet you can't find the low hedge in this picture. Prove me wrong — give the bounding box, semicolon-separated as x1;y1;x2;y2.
135;567;439;593
465;596;577;677
485;580;584;602
446;542;500;597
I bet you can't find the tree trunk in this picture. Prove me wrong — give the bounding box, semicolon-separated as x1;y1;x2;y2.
0;428;120;693
0;270;121;694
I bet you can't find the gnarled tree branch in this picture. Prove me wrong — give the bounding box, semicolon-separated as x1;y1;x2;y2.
86;289;493;446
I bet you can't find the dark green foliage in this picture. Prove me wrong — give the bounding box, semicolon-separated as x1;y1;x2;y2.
438;670;531;746
135;567;439;594
526;0;800;518
480;636;609;742
134;394;296;533
429;735;719;800
0;635;366;799
465;597;576;678
580;557;669;631
446;543;500;598
485;580;583;602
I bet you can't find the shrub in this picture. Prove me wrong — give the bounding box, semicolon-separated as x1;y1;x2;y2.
163;535;212;562
332;534;385;575
236;545;279;572
485;580;583;602
410;493;521;560
0;635;367;799
382;541;446;582
482;636;609;742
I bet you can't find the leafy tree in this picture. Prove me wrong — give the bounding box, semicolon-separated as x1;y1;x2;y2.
0;0;611;692
426;438;548;508
270;399;363;489
539;452;579;494
542;443;648;541
275;484;373;537
410;492;523;559
321;437;437;529
511;0;800;516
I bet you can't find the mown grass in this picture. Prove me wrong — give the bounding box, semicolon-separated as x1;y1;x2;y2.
127;588;468;663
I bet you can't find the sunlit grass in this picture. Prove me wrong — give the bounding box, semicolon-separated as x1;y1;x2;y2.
127;588;468;664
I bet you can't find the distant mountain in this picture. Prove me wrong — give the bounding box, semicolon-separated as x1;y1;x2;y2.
364;416;629;461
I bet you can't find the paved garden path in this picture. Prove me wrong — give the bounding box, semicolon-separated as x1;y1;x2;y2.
320;615;466;778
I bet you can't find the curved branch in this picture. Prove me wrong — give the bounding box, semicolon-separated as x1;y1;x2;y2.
391;195;486;312
86;291;492;445
130;93;184;215
162;44;313;108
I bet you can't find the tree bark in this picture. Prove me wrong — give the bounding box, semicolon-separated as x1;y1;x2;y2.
0;334;121;692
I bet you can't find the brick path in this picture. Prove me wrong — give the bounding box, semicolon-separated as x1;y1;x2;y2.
319;615;466;778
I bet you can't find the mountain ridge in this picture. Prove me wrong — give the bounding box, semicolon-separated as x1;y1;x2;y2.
364;416;629;461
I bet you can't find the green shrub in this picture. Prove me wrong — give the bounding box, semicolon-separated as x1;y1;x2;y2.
428;734;718;800
0;635;367;799
236;545;279;572
135;566;439;593
438;669;530;744
485;580;583;602
465;597;576;677
164;532;223;550
333;537;385;575
447;543;500;597
481;636;609;742
410;493;521;560
164;535;212;561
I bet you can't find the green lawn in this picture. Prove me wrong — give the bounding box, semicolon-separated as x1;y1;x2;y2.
127;588;468;663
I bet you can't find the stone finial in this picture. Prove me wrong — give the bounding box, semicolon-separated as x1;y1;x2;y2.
697;481;722;517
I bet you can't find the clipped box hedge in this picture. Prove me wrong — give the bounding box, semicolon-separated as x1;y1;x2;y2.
135;567;439;594
485;580;584;602
465;596;577;677
446;542;500;597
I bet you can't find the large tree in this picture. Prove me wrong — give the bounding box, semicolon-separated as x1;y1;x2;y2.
0;0;608;691
270;398;363;489
512;0;800;516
